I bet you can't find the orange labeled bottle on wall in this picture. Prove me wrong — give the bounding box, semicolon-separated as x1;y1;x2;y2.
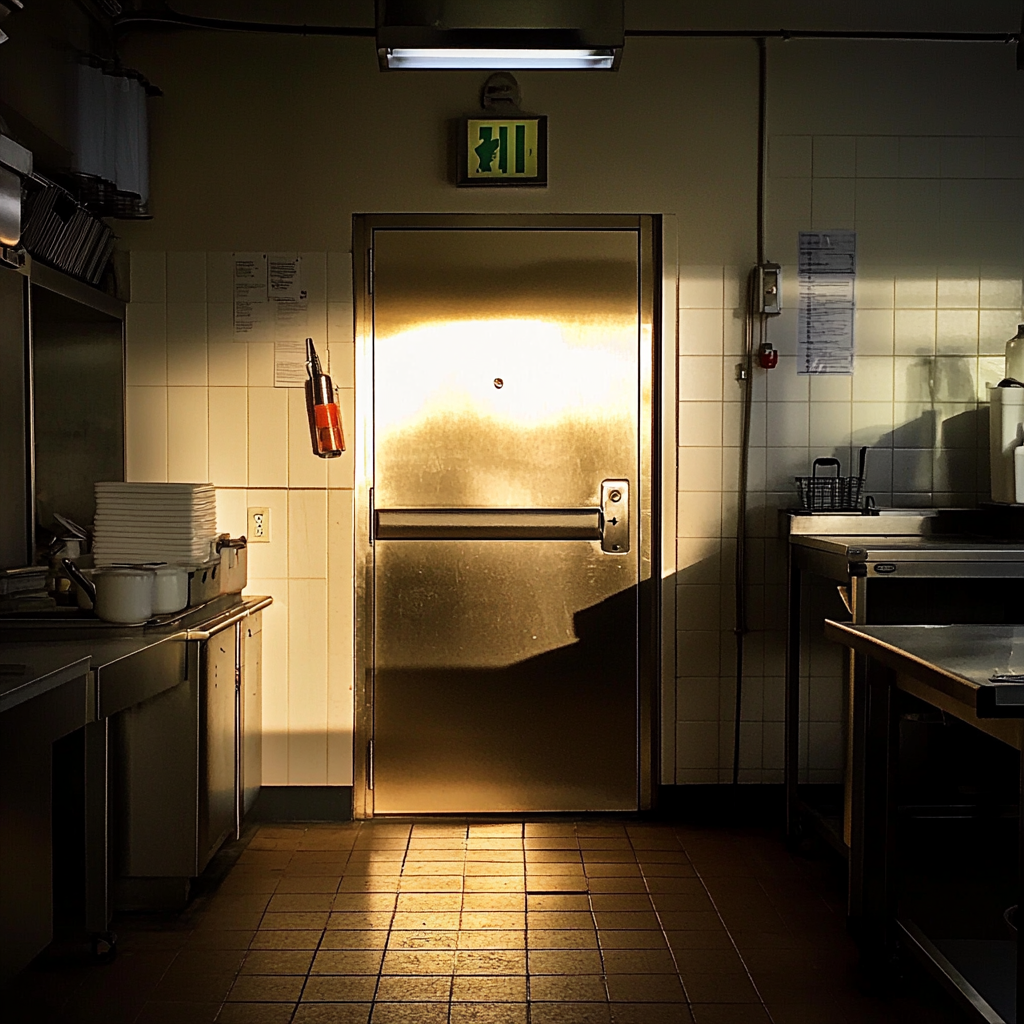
304;338;345;458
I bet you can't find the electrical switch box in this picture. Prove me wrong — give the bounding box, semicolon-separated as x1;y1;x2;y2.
757;263;782;315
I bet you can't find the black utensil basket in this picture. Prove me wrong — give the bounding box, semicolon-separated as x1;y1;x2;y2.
795;456;864;512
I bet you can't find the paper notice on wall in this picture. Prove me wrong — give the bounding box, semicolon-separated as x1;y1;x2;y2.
797;277;855;374
274;340;308;388
797;231;856;375
269;253;308;341
233;253;271;342
269;253;302;299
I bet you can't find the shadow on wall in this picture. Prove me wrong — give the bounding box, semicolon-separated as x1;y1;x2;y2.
673;542;793;786
261;727;354;788
845;355;989;503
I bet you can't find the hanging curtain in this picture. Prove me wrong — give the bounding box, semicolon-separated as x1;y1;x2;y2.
70;57;155;218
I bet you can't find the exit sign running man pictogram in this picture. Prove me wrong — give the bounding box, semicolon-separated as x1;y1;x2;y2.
460;118;546;186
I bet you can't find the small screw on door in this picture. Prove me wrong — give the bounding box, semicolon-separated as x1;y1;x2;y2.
493;378;504;389
609;489;622;502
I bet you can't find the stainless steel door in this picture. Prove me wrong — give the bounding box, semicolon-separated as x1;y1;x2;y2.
363;220;653;814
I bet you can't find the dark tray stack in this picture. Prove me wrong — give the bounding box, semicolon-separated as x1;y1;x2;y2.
20;179;115;286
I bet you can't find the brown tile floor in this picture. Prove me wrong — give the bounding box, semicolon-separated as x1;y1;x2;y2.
3;820;964;1024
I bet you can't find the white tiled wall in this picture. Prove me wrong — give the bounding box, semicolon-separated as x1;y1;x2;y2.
125;251;355;786
127;137;1024;790
673;134;1024;784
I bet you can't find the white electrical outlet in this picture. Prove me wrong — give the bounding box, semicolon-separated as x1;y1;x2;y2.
248;507;270;543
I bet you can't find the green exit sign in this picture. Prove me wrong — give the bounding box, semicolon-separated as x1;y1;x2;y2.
458;116;547;187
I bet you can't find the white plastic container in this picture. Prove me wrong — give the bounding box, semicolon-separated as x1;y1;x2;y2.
93;567;155;624
990;385;1024;503
152;565;189;615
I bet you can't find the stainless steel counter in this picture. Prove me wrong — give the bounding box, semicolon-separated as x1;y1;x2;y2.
826;619;1024;1024
783;510;1024;854
824;622;1024;724
0;593;271;983
793;534;1024;578
0;651;91;713
0;590;257;640
0;655;94;983
785;509;938;537
0;594;270;719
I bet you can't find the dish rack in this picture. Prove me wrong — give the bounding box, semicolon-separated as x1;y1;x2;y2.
795;448;867;512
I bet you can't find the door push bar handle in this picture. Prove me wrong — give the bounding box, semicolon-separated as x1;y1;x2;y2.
375;508;600;540
373;480;630;551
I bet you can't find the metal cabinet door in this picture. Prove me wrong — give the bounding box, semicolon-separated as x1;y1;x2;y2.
199;633;235;871
241;613;263;819
367;222;652;814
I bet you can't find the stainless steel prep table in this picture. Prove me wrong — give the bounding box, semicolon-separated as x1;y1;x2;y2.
0;653;91;982
0;651;91;714
825;621;1024;1024
0;593;270;980
784;511;1024;851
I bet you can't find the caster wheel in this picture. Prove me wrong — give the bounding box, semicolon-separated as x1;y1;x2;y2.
91;931;117;964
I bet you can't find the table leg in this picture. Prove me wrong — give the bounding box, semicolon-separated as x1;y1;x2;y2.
849;654;899;969
1017;743;1024;1023
84;718;109;936
0;678;89;982
785;557;802;843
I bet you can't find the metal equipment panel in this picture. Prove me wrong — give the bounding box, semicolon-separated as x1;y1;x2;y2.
0;269;27;569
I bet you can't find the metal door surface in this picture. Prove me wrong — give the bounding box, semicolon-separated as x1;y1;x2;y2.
362;219;653;814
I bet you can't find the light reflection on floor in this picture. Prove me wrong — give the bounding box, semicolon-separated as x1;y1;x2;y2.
4;819;963;1023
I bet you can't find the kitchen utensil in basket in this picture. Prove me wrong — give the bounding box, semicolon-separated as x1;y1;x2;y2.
795;447;867;511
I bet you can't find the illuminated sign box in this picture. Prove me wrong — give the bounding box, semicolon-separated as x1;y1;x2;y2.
458;116;547;187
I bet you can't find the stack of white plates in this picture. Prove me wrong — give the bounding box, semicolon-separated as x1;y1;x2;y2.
93;482;218;567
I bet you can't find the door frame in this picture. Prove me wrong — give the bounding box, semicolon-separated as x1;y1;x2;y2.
351;213;661;818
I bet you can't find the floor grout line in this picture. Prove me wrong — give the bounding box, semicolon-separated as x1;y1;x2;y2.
686;836;779;1024
627;825;692;1018
580;823;615;1015
15;819;966;1024
291;820;346;1022
518;825;531;1024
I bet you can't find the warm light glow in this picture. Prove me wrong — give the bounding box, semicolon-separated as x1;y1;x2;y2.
385;47;616;69
375;317;636;437
376;315;630;436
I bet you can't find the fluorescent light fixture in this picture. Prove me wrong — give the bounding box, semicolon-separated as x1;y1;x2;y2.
375;1;624;72
384;47;616;70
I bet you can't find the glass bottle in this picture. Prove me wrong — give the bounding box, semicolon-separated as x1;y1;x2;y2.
1005;324;1024;382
